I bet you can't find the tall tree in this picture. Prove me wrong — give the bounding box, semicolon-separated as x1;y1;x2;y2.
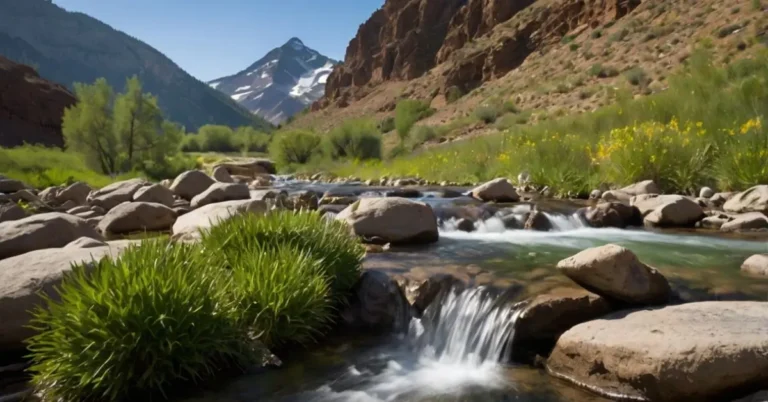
113;76;163;171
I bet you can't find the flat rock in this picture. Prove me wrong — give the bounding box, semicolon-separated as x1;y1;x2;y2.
724;185;768;215
619;180;660;196
132;183;175;207
63;236;108;249
0;212;104;260
632;194;704;227
86;179;146;211
336;197;439;245
170;170;215;201
171;199;267;241
547;302;768;402
0;203;25;223
471;178;520;202
556;244;670;305
190;182;250;209
0;243;132;350
721;212;768;232
98;202;176;237
213;159;276;176
741;254;768;277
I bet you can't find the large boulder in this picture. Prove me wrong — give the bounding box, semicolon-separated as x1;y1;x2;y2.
579;202;641;228
0;213;104;260
190;183;250;209
171;199;267;241
0;244;131;351
86;179;146;211
724;185;768;215
0;203;25;223
619;180;660;196
98;202;176;237
57;182;92;206
556;244;670;305
600;190;631;204
632;194;704;227
741;254;768;277
470;178;520;202
0;179;25;193
132;184;175;207
213;159;276;177
211;166;233;183
336;197;439;244
170;170;215;201
547;302;768;402
340;271;411;331
720;212;768;232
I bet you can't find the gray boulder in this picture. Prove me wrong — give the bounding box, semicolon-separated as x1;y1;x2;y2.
63;236;108;249
190;183;250;209
720;212;768;232
619;180;660;196
170;170;215;201
211;166;233;183
98;202;176;237
632;194;704;227
57;182;92;206
0;203;25;223
336;197;439;244
470;178;520;202
87;179;146;211
724;185;768;215
741;254;768;277
132;183;175;207
340;271;410;331
0;179;25;193
0;213;104;260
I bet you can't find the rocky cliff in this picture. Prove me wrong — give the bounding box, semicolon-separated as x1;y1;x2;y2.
0;56;75;147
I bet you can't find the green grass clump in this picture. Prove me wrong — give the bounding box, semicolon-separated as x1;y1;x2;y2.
201;211;364;300
378;116;396;133
474;104;500;124
26;241;255;401
325;118;382;161
395;99;435;143
269;129;322;168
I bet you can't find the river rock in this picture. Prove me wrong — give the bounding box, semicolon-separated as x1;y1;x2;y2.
0;203;25;223
341;271;411;331
212;166;233;183
57;182;91;206
546;301;768;402
170;170;215;201
0;179;25;194
190;183;250;209
75;210;102;219
699;186;715;198
250;175;273;188
471;178;520;202
632;194;704;227
213;159;275;177
741;254;768;277
711;191;737;207
724;185;768;215
580;202;640;228
600;190;631;204
513;287;613;354
0;243;131;351
589;189;602;199
336;197;439;244
98;202;176;237
721;212;768;232
87;178;146;211
63;236;108;249
0;213;104;260
524;210;552;231
9;189;38;204
408;274;465;314
456;218;475;232
66;205;91;215
132;183;175;207
171;199;267;241
319;196;359;206
556;244;670;305
619;180;660;196
697;213;731;230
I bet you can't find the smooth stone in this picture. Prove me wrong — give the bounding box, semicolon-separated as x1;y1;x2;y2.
0;203;25;223
133;183;175;207
524;210;552;231
721;212;768;232
56;182;91;206
190;183;250;209
336;197;439;245
211;166;234;183
63;236;108;249
699;186;715;198
471;178;520;202
619;180;660;196
98;202;176;237
0;213;104;260
0;179;25;194
580;202;640;228
741;254;768;277
87;179;146;211
724;185;768;215
632;194;704;227
170;170;215;201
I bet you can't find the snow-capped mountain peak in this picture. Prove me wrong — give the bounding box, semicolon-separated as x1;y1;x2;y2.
208;38;336;125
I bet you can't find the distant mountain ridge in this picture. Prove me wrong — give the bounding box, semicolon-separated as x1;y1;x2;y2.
0;0;272;132
208;38;336;125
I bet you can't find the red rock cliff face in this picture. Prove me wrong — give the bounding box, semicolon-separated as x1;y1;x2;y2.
318;0;641;109
0;56;75;147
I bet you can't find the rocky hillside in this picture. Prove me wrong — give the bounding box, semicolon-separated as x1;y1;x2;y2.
0;0;271;132
297;0;766;136
209;38;336;125
0;56;75;148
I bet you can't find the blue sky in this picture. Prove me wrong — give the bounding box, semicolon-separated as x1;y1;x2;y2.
54;0;383;82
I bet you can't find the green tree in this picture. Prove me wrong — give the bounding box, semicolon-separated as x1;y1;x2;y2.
234;126;270;154
113;76;164;171
394;99;433;143
198;125;237;153
62;78;119;174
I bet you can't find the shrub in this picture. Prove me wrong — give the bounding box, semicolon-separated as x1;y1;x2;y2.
197;125;239;153
200;211;364;299
326;119;382;160
502;100;520;114
180;134;201;152
269;129;322;166
395;99;434;143
713;118;768;190
445;86;465;103
624;66;649;86
589;63;620;78
474;104;500;124
26;241;255;401
378;116;395;133
228;245;333;347
409;125;438;148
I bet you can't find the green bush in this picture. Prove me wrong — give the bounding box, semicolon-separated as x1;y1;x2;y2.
228;245;333;347
395;99;434;143
475;104;500;124
445;86;464;103
589;63;620;78
201;211;364;299
27;241;254;401
408;125;438;149
180;134;201;152
326;119;382;160
378;116;395;133
198;125;238;153
625;66;649;86
269;129;322;166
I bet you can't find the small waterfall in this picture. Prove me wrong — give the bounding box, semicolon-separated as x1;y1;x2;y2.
542;212;587;231
409;287;523;365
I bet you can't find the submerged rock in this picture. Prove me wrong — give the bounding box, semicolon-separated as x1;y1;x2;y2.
0;212;104;260
87;179;146;211
556;244;670;305
579;202;640;228
724;185;768;215
341;271;411;331
547;301;768;402
170;170;215;201
741;254;768;277
455;218;475;232
336;197;439;245
471;178;520;203
98;202;176;237
524;210;552;231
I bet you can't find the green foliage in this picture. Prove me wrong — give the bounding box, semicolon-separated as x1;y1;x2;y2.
201;211;364;299
27;241;255;401
378;117;396;133
395;99;434;143
197;125;238;153
325;119;382;161
624;66;649;86
235;126;270;154
589;63;620;78
445;86;465;104
474;104;500;124
269;129;322;167
409;125;438;149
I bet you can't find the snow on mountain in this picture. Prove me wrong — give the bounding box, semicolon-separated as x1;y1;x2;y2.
207;38;337;125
